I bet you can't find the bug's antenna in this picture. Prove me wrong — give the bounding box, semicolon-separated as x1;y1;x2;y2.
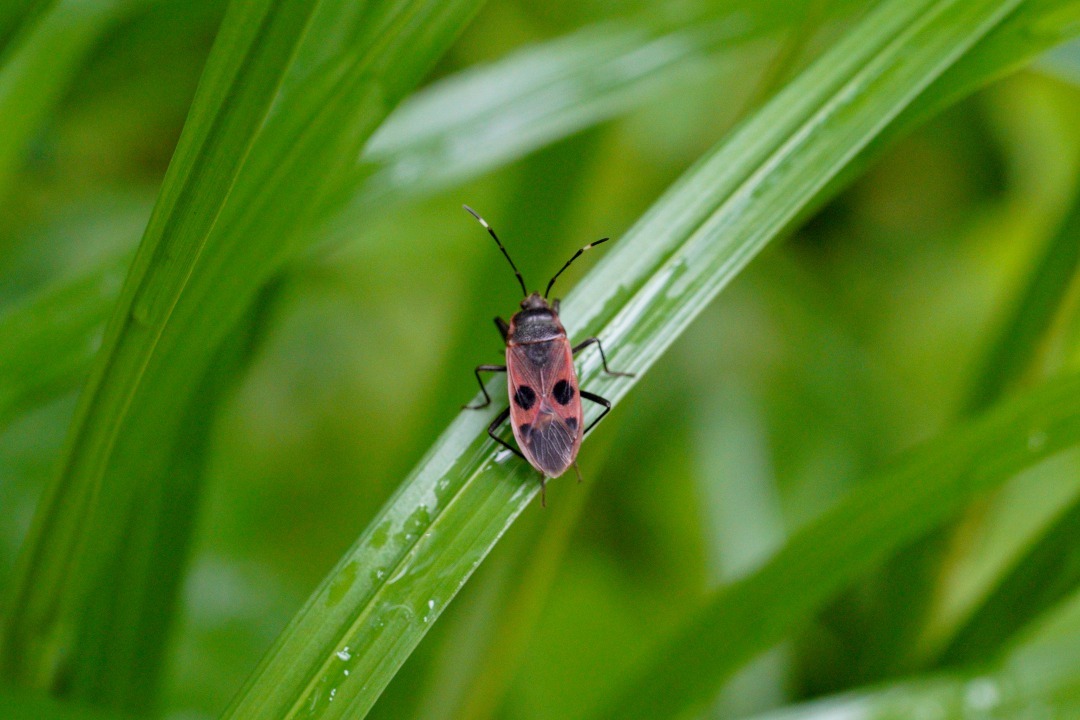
464;205;527;297
545;238;609;299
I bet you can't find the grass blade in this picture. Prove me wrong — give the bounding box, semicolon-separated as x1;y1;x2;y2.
968;174;1080;425
0;0;328;687
0;262;125;430
596;372;1080;720
742;586;1080;720
0;0;484;705
938;487;1080;664
220;0;1048;717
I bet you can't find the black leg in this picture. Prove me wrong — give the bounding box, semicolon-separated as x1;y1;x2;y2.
487;407;525;459
463;365;506;409
494;317;509;342
580;390;612;435
572;337;634;377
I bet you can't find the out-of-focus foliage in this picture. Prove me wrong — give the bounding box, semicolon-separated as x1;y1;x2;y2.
2;0;1080;719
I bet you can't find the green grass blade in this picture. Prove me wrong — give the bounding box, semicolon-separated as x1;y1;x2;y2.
902;177;1080;670
0;0;328;687
596;372;1080;720
0;0;484;703
66;284;281;711
354;13;775;210
219;0;1043;717
966;186;1080;413
938;490;1080;665
0;261;125;429
741;586;1080;720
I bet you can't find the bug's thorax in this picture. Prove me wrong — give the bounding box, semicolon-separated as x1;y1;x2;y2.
507;292;567;346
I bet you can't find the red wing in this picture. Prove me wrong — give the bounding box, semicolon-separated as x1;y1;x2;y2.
506;340;584;478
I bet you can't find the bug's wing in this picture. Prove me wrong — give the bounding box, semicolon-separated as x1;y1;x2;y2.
507;340;583;478
517;413;578;477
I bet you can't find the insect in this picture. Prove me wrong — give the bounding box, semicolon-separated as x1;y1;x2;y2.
462;205;633;505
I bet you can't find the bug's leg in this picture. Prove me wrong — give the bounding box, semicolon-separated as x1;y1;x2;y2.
580;389;612;435
572;337;634;377
552;299;560;315
495;317;509;342
487;407;526;459
540;477;547;507
463;364;507;409
572;462;582;484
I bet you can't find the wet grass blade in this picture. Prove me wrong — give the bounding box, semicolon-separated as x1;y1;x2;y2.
220;0;1052;717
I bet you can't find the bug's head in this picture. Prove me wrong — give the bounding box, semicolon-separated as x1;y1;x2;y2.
520;292;551;312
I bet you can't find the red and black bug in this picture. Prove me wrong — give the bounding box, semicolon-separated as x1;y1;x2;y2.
462;205;632;504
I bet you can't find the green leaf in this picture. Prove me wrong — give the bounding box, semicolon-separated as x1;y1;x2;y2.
0;0;484;707
0;262;125;429
938;485;1080;665
220;0;1064;717
1;0;329;687
964;35;1080;419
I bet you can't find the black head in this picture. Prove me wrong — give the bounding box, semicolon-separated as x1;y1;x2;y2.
510;292;564;344
520;292;551;312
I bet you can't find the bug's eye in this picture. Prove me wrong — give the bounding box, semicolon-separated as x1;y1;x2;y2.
514;385;537;410
553;379;574;405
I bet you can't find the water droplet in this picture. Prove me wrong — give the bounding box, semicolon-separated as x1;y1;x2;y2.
422;597;437;623
336;647;351;661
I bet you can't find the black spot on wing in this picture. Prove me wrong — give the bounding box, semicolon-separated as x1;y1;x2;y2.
514;385;536;410
565;417;577;430
553;379;574;405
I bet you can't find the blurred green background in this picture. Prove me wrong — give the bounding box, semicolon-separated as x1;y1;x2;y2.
4;0;1080;718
